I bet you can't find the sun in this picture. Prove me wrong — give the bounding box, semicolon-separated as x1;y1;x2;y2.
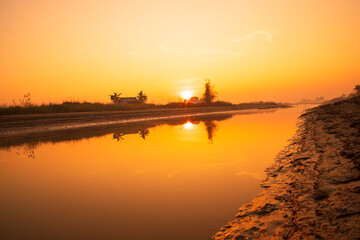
180;90;193;100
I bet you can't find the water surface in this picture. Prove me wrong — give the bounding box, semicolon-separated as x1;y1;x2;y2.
0;107;308;240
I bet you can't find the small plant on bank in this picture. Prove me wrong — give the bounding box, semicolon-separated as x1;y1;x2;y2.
19;93;32;107
354;84;360;95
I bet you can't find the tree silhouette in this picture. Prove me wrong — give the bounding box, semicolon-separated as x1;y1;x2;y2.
137;90;148;103
203;79;217;104
110;92;122;104
354;84;360;95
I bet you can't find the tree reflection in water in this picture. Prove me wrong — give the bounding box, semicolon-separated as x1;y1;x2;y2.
1;113;235;150
203;120;219;143
112;119;219;143
113;132;125;141
139;129;150;140
112;129;150;141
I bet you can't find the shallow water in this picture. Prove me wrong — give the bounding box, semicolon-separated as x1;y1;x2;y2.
0;106;310;240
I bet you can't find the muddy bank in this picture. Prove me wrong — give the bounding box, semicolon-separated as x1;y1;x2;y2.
213;96;360;239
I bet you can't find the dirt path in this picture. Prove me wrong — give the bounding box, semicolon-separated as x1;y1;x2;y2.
212;96;360;239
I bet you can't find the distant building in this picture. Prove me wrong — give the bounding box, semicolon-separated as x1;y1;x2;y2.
119;97;138;104
110;94;138;104
198;98;206;103
189;97;199;104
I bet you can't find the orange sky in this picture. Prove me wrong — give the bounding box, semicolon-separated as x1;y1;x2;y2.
1;0;359;104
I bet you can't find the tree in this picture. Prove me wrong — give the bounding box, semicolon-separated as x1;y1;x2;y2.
113;92;121;98
110;92;122;104
202;79;217;104
137;90;148;103
354;84;360;95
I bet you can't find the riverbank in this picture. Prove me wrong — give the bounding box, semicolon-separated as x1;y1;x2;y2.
213;96;360;239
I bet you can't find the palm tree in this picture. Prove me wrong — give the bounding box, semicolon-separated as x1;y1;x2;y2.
110;92;122;104
137;90;148;103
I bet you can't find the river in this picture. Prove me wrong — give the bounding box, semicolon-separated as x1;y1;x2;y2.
0;106;311;240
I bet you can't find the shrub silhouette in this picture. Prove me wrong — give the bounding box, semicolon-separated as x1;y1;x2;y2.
354;84;360;95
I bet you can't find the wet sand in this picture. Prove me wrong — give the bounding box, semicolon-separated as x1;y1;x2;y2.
213;96;360;239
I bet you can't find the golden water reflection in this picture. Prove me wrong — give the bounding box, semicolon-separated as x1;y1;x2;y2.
0;107;310;240
183;121;195;130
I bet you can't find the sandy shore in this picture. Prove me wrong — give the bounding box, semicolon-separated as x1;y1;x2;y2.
212;96;360;239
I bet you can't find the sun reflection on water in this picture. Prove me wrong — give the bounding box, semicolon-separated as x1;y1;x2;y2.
183;121;194;130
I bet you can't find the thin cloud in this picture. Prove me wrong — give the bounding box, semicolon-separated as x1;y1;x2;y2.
167;170;182;178
235;171;261;180
160;43;173;51
128;51;140;56
230;30;272;43
183;50;240;56
176;78;198;85
160;43;240;56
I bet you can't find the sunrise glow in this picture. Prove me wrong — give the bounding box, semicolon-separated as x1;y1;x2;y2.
0;1;359;105
180;91;193;101
0;1;359;239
